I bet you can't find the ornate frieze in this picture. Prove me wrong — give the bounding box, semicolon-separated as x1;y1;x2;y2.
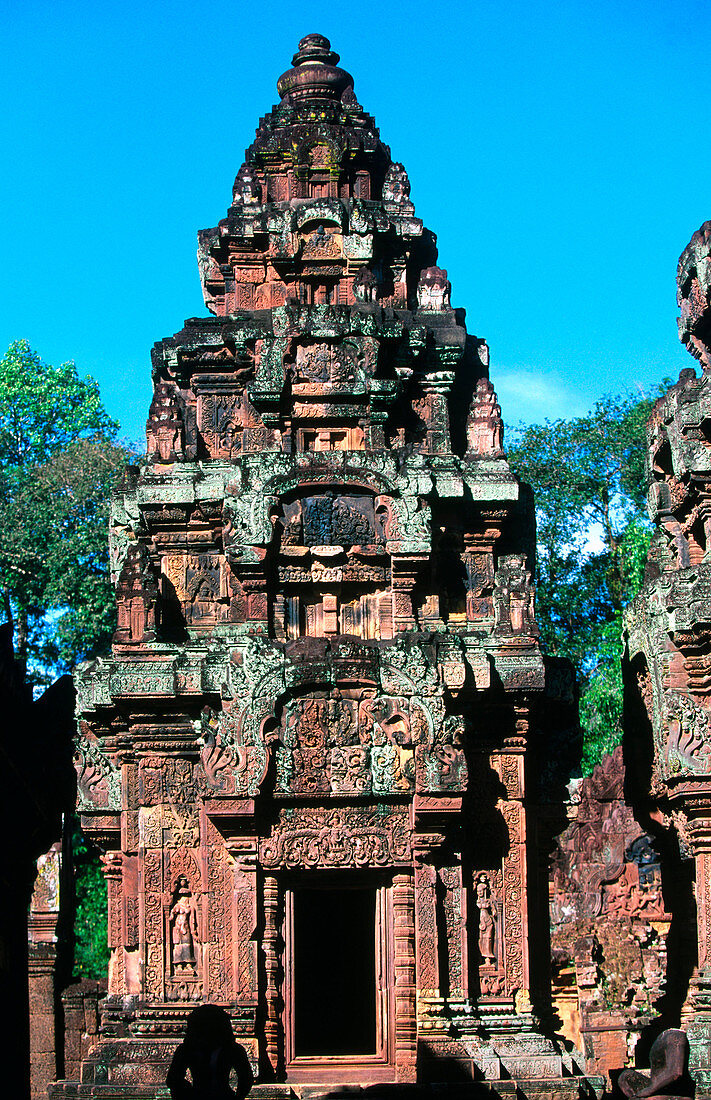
259;805;411;869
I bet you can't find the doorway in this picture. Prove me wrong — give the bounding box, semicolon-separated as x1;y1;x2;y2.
286;880;390;1076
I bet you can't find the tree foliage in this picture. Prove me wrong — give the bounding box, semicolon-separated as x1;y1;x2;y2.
0;340;132;981
507;390;662;772
0;340;130;683
71;817;110;980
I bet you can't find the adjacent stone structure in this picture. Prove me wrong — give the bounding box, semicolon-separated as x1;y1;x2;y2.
29;841;66;1099
0;624;75;1098
53;36;598;1098
61;982;105;1086
624;218;711;1093
550;747;672;1081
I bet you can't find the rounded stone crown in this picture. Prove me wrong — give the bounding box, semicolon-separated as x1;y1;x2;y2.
277;34;354;103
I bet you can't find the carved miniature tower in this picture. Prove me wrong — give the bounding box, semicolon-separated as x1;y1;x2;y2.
57;36;589;1097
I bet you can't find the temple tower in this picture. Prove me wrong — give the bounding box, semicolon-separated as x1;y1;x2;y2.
54;36;593;1098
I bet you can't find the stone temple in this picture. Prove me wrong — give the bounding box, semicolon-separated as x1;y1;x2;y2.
52;35;596;1098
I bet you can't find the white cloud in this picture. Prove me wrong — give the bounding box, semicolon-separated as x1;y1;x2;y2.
494;367;589;424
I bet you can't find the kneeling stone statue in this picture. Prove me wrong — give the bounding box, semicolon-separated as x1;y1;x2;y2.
619;1029;694;1100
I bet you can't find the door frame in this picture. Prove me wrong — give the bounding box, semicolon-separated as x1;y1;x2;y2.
283;873;394;1082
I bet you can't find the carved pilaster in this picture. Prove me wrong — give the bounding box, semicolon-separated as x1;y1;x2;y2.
229;839;258;1011
696;852;711;974
141;846;164;1003
414;857;439;997
440;862;469;1005
413;840;445;1032
681;817;711;1083
499;797;528;1001
101;851;124;996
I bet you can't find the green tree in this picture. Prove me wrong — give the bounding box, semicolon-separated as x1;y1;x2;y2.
0;340;133;980
507;390;661;772
71;818;110;980
0;340;129;682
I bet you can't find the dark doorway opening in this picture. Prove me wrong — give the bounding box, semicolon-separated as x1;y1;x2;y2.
293;886;377;1057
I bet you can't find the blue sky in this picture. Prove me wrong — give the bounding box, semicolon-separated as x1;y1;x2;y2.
2;0;710;446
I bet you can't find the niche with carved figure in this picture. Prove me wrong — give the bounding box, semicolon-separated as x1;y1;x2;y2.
164;872;202;1002
473;872;504;997
161;552;230;632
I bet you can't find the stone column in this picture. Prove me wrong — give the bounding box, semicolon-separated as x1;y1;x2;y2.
61;981;103;1084
102;851;124;996
494;744;530;1009
28;842;63;1100
28;945;58;1099
393;871;417;1082
391;558;419;633
439;862;469;1009
262;874;281;1077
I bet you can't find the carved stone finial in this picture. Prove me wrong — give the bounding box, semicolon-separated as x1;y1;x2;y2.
277;34;354;103
146;381;186;464
292;34;339;66
113;544;158;647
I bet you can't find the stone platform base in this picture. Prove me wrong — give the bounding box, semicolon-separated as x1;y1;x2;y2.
254;1082;605;1100
49;1027;604;1100
51;1080;604;1100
